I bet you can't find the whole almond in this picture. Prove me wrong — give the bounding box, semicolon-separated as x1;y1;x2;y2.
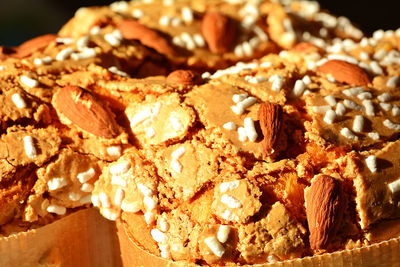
257;102;283;156
201;11;237;53
305;175;345;251
166;70;201;85
318;59;370;86
118;19;175;56
53;86;119;139
292;42;323;54
15;34;57;58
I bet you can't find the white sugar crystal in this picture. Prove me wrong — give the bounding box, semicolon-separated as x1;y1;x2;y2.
335;103;346;116
20;75;38;88
81;183;94;193
243;117;258;142
71;48;97;60
378;93;392;102
91;195;100;207
56;37;73;45
90;26;101;35
386;76;400;88
193;33;205;47
269;75;284;91
343;87;364;97
237;127;248;142
242;41;253;57
171;17;182;27
77;167;96;183
220;180;240;193
144;196;157;210
99;192;111;208
11;93;27;109
323;110;336;125
328;54;358;65
365;155;378;173
362;100;375;116
121;200;141;213
76;36;89;51
23;136;37;159
221;194;242;208
232;93;248;103
383;119;400;131
393;106;400;116
181;6;193;24
106;146;122;157
367;132;380;140
159;244;171;259
68;192;81;201
132;9;144;19
234;44;245;57
340;127;358;140
312;105;331;113
101;208;119;221
221;209;239;221
204;236;225;258
324;95;337;106
111;175;127;187
109;161;131;175
108;66;128;77
292;80;306;97
353;115;365;133
104;32;121;46
47;204;66;215
369;61;384;75
343;99;361;110
239;96;257;110
170;158;182;173
223;122;237;131
137;183;153;197
114;188;125;206
388;178;400;194
169;116;183;131
380;102;392;111
47;177;67;191
217;225;231;244
171;146;186;159
56;47;74;61
151;229;168;244
159;218;169;232
357;92;372;100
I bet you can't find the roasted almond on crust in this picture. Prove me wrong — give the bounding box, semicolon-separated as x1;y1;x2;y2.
258;102;283;156
166;70;202;85
118;19;175;56
15;34;57;58
305;175;345;251
53;86;119;139
292;42;323;54
317;59;370;86
201;11;237;54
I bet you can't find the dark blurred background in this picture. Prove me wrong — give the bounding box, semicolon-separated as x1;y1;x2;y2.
0;0;399;46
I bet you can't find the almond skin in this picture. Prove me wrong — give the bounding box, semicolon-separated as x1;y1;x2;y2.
257;102;283;156
166;70;202;85
201;11;237;53
118;19;175;56
318;59;370;86
305;175;345;251
53;86;119;139
15;34;57;58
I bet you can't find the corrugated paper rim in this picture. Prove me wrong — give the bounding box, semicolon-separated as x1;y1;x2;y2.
117;220;400;267
0;208;121;267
